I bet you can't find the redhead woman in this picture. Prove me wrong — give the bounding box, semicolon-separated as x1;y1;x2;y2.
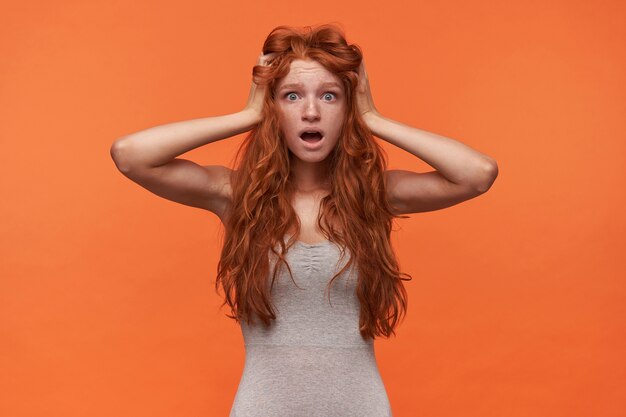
110;23;498;417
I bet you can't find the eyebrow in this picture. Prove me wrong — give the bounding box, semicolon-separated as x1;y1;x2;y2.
278;82;343;91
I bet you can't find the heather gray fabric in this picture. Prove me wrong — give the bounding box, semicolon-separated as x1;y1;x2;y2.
229;236;393;417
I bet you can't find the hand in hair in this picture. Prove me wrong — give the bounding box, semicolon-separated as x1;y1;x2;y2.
243;52;278;123
355;58;380;120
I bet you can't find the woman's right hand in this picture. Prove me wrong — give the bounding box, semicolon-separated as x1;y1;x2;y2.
243;52;278;123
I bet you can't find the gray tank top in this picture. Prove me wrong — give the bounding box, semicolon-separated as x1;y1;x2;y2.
229;235;393;416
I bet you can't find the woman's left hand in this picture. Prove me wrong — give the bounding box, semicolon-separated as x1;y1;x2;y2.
355;58;380;121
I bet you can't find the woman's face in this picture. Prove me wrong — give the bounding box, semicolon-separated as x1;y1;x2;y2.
274;59;346;164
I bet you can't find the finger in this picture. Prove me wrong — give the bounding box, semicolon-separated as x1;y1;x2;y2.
259;52;279;63
357;60;365;76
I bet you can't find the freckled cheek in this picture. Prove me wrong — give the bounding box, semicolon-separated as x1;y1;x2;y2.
277;116;293;138
328;115;345;135
278;111;297;132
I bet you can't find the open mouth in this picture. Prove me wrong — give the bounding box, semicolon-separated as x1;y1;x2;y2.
300;132;324;142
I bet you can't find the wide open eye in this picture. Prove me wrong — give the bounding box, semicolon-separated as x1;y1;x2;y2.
323;92;337;101
285;92;298;101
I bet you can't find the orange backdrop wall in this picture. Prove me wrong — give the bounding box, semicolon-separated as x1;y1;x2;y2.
1;1;624;416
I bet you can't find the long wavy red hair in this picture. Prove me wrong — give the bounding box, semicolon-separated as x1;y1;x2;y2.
215;23;412;341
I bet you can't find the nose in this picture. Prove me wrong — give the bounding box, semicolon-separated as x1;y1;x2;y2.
301;97;320;121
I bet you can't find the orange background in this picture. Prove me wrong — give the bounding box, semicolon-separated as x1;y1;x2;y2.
2;1;624;416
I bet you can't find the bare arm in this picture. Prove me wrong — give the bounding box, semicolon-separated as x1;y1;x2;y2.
109;111;259;219
109;52;277;218
355;59;497;214
365;112;497;191
110;110;260;171
367;111;498;214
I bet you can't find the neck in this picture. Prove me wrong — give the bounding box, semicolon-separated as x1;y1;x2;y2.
289;157;331;193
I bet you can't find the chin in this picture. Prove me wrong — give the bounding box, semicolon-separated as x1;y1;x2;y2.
289;151;330;164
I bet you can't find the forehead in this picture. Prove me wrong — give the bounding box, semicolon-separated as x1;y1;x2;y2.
276;59;343;90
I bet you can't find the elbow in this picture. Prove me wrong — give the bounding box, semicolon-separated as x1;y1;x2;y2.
474;159;498;194
110;137;135;174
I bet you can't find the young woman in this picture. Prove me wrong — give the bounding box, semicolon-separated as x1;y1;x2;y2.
111;24;497;417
